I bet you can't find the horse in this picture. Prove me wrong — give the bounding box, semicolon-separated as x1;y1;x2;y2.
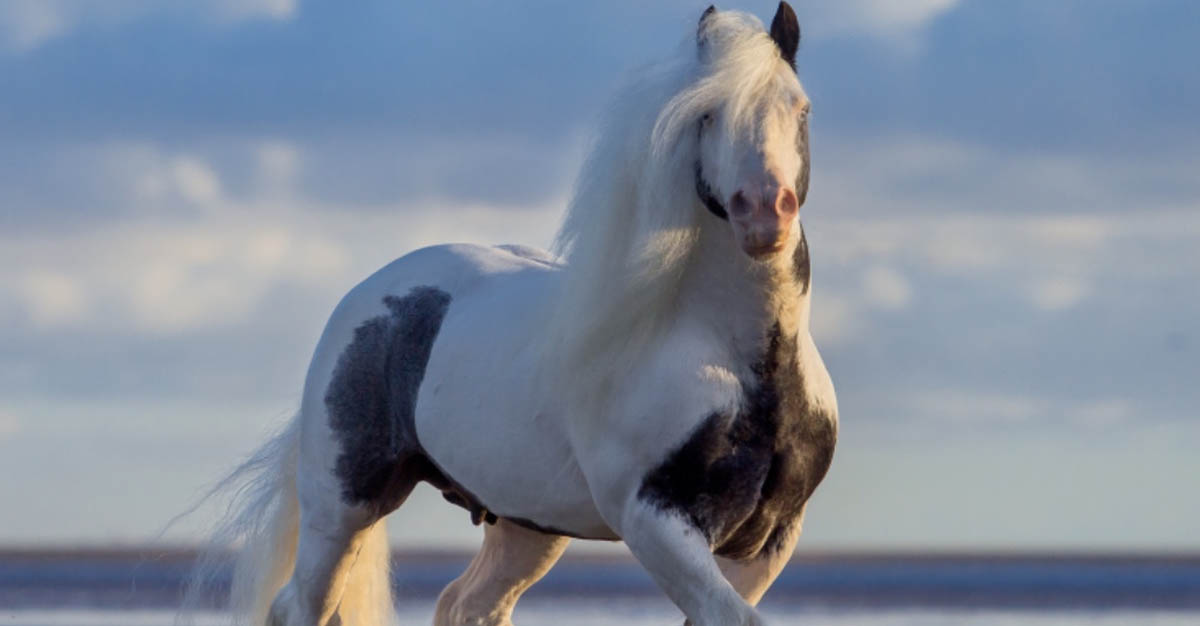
184;3;837;625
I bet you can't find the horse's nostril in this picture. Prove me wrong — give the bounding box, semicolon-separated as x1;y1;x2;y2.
731;190;749;214
776;187;798;216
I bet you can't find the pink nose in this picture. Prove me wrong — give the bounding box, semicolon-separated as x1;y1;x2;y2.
730;184;798;257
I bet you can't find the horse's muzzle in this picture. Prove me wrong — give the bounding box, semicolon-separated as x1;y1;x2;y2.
731;184;798;258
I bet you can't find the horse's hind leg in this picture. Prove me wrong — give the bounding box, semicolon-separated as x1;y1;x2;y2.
716;519;803;606
619;502;765;626
267;478;394;626
677;519;804;625
434;519;570;626
267;441;421;626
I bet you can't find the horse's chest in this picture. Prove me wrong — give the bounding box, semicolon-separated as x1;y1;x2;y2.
637;327;837;560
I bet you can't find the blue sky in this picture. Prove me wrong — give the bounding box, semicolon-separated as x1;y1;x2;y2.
0;1;1196;551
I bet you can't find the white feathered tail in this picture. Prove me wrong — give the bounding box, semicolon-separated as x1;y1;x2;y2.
178;414;394;625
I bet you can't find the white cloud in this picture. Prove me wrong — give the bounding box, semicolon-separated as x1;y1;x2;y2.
891;389;1144;429
102;144;224;208
809;291;862;346
906;388;1047;424
0;0;297;52
0;1;66;51
861;265;913;311
803;0;961;49
0;1;953;55
4;213;355;334
803;205;1199;349
0;410;19;440
255;141;303;196
813;211;1199;281
169;157;223;206
219;0;297;22
1029;276;1090;312
1068;398;1134;428
0;140;562;335
812;136;1200;223
20;270;89;327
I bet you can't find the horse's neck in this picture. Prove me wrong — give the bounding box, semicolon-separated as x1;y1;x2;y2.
677;222;810;364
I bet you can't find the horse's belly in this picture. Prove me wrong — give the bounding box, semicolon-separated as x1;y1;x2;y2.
413;285;616;540
416;383;613;539
417;395;614;534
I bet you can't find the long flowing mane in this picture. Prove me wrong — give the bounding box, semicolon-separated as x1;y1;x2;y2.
544;11;800;398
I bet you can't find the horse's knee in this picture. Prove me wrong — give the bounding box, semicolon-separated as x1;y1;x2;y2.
266;581;346;626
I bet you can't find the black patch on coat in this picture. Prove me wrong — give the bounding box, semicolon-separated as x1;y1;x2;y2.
325;286;455;510
769;2;801;70
637;323;836;560
796;115;810;207
695;160;729;221
794;225;810;295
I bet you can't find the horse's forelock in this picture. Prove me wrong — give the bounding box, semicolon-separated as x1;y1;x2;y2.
664;12;802;148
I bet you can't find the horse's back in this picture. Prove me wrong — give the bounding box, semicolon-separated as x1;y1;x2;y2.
315;242;552;332
367;243;558;296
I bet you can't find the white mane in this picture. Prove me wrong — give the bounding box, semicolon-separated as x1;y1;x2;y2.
544;10;801;393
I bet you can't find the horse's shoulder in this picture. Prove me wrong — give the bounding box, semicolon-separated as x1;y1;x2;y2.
630;326;837;560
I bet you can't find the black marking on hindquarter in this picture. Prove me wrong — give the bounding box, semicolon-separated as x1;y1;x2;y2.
325;286;451;508
323;285;603;535
638;324;836;560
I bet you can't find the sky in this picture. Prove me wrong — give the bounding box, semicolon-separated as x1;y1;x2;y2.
0;1;1197;552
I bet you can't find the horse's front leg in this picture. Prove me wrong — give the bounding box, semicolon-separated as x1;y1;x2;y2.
620;501;765;626
434;518;570;626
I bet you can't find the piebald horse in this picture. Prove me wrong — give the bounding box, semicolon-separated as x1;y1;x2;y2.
188;4;836;625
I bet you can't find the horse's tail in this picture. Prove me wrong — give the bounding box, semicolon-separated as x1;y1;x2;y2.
175;412;299;624
179;412;395;626
178;414;300;624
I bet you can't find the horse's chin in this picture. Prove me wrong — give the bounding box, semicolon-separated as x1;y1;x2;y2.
732;215;793;260
740;241;787;260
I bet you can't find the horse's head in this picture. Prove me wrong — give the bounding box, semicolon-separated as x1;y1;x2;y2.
691;2;810;260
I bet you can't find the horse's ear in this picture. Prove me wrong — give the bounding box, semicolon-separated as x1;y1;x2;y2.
769;1;800;70
698;5;716;44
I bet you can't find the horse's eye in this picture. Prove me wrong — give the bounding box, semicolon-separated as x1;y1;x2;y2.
700;112;713;126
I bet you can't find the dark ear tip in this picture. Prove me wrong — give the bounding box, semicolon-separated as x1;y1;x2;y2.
778;1;796;19
774;1;798;28
698;5;717;42
770;0;800;68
